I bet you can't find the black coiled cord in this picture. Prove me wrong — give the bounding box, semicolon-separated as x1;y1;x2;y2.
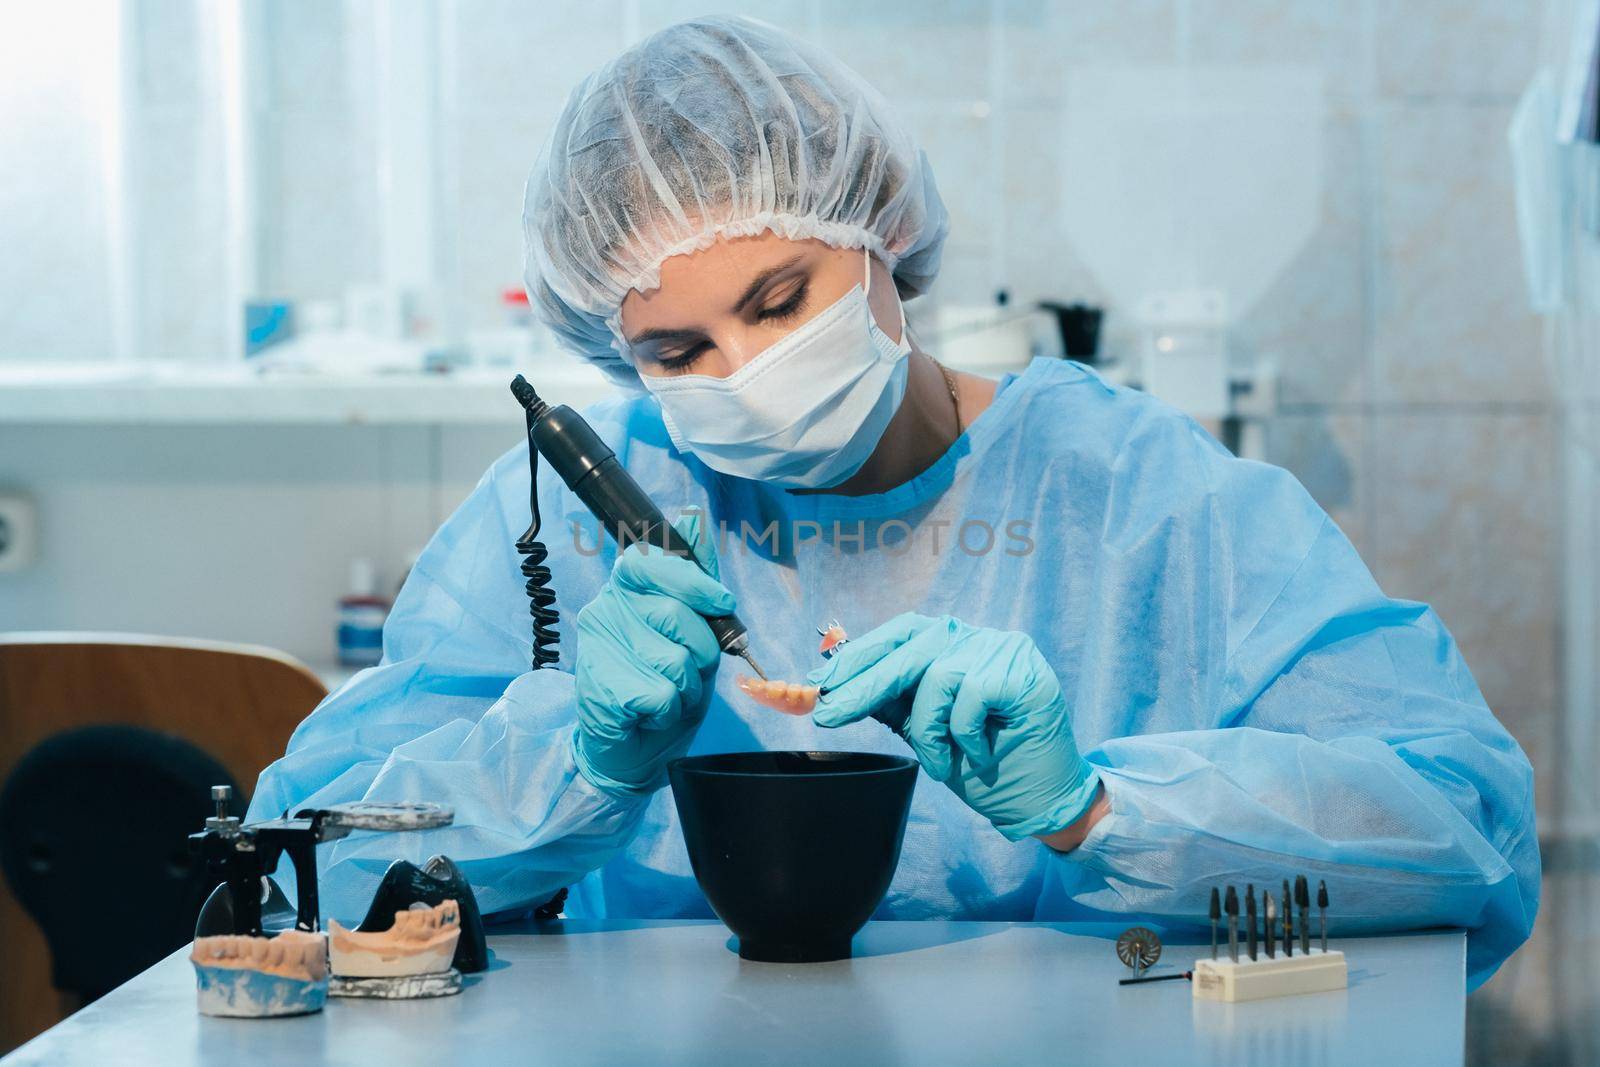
511;379;569;920
517;529;561;670
517;403;561;670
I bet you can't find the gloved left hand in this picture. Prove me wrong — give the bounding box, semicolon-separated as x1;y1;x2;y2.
807;613;1101;841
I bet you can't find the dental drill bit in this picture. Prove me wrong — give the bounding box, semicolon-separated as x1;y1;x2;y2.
738;649;769;681
1209;887;1220;960
1295;875;1311;957
1245;884;1257;961
1318;880;1329;953
1282;879;1292;956
1224;886;1239;963
1264;891;1276;958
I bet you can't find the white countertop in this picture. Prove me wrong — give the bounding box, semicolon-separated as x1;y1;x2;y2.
1;920;1466;1066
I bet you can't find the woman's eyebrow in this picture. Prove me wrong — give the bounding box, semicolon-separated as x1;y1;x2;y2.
731;255;804;314
627;325;705;347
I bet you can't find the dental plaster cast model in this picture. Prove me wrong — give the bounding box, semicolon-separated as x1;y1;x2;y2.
736;676;821;715
328;899;462;978
358;855;491;973
190;930;328;1018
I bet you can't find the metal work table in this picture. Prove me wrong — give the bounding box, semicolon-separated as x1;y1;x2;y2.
4;920;1465;1066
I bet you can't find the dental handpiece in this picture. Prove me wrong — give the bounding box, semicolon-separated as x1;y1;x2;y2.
510;375;767;680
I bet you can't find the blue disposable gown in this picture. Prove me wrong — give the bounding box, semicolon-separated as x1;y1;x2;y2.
248;359;1539;987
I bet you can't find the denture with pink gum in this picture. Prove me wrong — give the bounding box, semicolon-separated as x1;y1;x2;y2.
735;676;819;715
733;622;846;715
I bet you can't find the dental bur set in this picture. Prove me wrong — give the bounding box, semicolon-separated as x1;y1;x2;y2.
1191;876;1345;1002
1120;876;1345;1002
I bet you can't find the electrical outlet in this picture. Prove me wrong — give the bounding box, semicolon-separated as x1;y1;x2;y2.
0;494;37;572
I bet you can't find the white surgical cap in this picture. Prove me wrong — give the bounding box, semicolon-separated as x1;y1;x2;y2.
521;15;949;384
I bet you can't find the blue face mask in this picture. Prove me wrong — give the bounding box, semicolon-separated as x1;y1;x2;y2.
639;248;912;489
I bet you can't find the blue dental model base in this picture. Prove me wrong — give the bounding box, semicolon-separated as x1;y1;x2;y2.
193;963;328;1019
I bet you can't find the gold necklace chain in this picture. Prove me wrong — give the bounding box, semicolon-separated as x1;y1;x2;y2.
935;360;961;434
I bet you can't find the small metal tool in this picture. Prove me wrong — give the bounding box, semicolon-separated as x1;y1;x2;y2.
1119;971;1192;986
1209;886;1221;960
1115;926;1163;978
1224;886;1239;963
1264;891;1276;958
1318;880;1329;953
1245;884;1257;961
1296;875;1311;956
1282;878;1292;956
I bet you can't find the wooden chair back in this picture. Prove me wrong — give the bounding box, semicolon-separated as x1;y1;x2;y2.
0;633;326;1052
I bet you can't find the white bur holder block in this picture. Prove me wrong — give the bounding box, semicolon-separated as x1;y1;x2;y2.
1192;948;1346;1002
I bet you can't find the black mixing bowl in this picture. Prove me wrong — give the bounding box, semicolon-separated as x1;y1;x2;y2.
668;751;918;963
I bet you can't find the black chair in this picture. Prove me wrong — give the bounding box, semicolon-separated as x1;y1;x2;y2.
0;725;241;1004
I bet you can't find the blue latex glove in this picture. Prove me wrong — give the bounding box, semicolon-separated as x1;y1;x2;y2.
573;512;734;797
808;613;1101;841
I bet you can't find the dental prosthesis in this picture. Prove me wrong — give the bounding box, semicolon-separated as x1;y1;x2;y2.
734;621;848;716
736;676;821;715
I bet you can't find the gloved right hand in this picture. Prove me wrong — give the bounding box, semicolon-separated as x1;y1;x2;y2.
806;613;1101;842
572;512;734;798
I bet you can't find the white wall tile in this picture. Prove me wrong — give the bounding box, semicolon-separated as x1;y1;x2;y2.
815;0;992;103
1001;105;1110;307
997;0;1179;107
1188;0;1370;98
1375;0;1543;101
1263;410;1368;558
906;108;997;254
634;2;816;42
1232;109;1368;405
1371;104;1547;404
1369;410;1558;720
1495;701;1558;840
921;247;1001;310
449;0;627;114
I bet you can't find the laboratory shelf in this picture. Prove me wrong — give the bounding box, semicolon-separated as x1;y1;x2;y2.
0;360;615;425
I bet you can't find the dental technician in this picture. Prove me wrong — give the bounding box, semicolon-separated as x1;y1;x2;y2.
249;16;1538;987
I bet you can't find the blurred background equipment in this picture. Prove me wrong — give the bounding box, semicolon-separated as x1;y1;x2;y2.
335;559;389;669
0;495;37;574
